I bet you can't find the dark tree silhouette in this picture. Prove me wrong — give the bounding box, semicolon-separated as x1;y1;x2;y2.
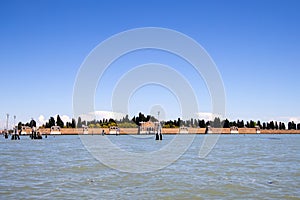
281;122;286;130
270;121;275;129
29;119;36;128
56;115;64;128
77;117;82;128
237;120;244;128
199;119;206;128
48;117;55;128
71;118;76;128
18;122;23;130
223;119;230;128
288;121;296;130
262;122;266;129
213;117;221;128
132;112;151;126
257;120;262;128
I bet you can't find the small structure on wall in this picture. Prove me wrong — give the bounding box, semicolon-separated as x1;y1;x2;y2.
230;126;239;134
255;126;261;134
21;126;31;135
139;121;160;134
83;125;89;134
179;126;189;134
50;126;61;135
109;126;120;135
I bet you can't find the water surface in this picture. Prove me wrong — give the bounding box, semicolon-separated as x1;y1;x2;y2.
0;134;299;199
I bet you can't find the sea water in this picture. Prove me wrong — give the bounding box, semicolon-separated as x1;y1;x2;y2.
0;135;299;199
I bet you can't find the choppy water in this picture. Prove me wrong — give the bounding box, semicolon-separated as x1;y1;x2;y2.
0;134;299;199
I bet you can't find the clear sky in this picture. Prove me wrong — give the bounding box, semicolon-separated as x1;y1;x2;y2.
0;0;299;127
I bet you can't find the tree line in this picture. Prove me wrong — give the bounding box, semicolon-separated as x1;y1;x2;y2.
18;113;300;130
39;114;137;129
163;117;300;130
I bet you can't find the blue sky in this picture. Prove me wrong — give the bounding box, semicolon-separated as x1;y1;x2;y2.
0;0;299;127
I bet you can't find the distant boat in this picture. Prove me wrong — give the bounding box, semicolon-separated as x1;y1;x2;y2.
50;126;61;135
109;126;120;135
179;126;189;134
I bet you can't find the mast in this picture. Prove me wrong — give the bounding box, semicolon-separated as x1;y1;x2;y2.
156;111;162;140
157;111;160;133
6;113;9;131
14;115;16;131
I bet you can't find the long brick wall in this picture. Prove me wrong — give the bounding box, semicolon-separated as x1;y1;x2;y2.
34;127;300;135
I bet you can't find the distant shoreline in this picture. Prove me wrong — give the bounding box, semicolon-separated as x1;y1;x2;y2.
18;128;300;135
